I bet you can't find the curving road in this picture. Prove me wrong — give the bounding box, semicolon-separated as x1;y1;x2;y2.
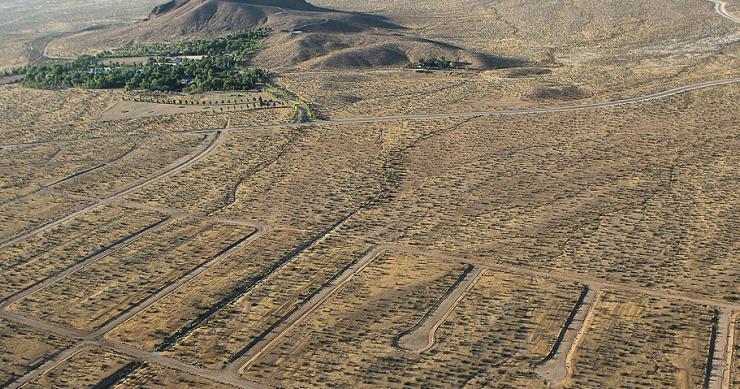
708;0;740;23
1;78;738;151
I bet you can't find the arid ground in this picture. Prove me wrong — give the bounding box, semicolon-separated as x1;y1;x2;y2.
0;0;738;388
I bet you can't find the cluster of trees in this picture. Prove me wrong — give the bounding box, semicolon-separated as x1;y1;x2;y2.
21;55;267;92
415;56;455;70
98;28;271;60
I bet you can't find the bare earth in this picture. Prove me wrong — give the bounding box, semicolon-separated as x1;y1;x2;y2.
0;0;738;388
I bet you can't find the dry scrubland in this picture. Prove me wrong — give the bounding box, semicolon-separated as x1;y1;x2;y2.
566;292;713;388
277;53;739;120
0;79;737;388
312;0;737;62
0;0;738;386
23;346;134;388
243;251;583;388
0;205;165;301
0;86;292;145
0;0;161;70
9;217;255;331
0;319;75;386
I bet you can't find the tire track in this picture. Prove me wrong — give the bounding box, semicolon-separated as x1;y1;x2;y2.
708;0;740;23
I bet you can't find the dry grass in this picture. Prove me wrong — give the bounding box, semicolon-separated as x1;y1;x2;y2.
9;218;256;331
54;135;205;198
0;318;75;386
0;205;165;300
0;193;89;243
566;291;713;388
277;54;739;120
23;346;134;388
106;228;315;352
117;364;233;388
243;251;582;388
0;2;736;386
127;125;386;228
0;85;119;133
163;234;375;369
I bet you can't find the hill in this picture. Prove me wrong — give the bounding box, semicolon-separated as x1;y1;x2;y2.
45;0;518;70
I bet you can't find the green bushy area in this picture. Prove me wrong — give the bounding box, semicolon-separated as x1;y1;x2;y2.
20;29;271;92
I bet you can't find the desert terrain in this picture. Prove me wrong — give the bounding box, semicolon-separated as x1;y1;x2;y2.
0;0;738;388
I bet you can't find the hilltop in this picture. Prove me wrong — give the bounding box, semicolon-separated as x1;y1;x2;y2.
45;0;518;70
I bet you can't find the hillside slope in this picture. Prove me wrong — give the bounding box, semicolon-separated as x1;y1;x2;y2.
46;0;518;70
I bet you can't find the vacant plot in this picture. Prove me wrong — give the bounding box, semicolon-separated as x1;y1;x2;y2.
0;193;90;244
9;217;256;331
0;318;75;387
0;204;165;301
125;128;310;216
0;144;60;165
242;251;582;388
566;291;713;388
106;228;315;352
0;85;119;133
54;134;207;198
130;124;386;228
0;161;95;203
327;84;740;302
162;234;375;370
23;346;134;389
0;138;144;204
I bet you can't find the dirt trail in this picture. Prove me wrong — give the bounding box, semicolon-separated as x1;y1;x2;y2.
1;225;267;389
708;0;740;23
534;286;600;386
0;142;138;208
383;244;740;311
721;313;736;389
0;217;172;309
0;132;222;251
396;266;483;353
705;309;734;389
2;79;738;151
91;228;266;338
227;246;386;374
